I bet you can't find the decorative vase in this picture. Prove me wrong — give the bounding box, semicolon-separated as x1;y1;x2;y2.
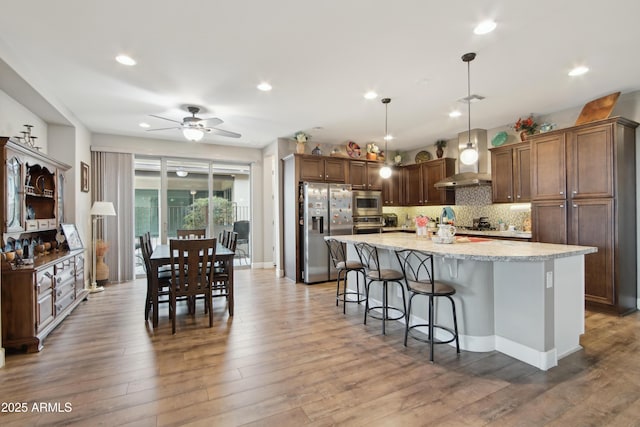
96;255;109;284
436;147;444;158
366;152;377;160
296;143;305;154
311;145;322;156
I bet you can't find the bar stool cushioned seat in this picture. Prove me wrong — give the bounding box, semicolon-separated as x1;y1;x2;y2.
326;238;366;313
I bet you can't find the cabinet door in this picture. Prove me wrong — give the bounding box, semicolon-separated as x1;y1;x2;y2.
491;148;514;203
323;158;346;183
513;145;531;202
531;133;566;201
567;123;614;199
382;167;402;206
403;164;423;205
349;161;367;190
532;201;567;244
5;156;24;232
299;157;325;181
569;198;614;306
37;290;55;331
366;163;383;190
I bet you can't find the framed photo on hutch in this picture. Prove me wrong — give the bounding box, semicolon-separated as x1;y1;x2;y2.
81;161;89;193
61;223;84;250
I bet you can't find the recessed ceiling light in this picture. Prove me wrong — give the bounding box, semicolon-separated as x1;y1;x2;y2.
257;82;272;91
364;91;378;100
568;66;589;77
449;110;462;118
115;54;136;66
139;122;150;128
474;20;497;35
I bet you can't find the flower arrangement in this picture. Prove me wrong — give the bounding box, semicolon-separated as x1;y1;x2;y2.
513;115;538;135
366;143;380;154
294;131;309;144
434;139;447;148
415;215;429;228
95;239;109;256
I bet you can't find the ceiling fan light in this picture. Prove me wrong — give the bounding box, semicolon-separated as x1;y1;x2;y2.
460;144;479;165
182;127;204;141
379;165;392;179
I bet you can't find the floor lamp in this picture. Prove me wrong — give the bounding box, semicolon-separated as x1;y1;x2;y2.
89;201;116;293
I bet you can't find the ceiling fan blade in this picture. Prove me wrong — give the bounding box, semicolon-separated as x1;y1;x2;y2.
146;126;181;132
207;127;242;138
199;117;223;126
149;114;183;124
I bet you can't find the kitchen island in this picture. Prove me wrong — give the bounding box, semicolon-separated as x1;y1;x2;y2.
330;232;597;370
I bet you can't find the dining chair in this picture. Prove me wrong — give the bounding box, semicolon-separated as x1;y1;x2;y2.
168;238;216;334
176;228;206;239
211;231;236;314
326;238;366;314
140;234;171;321
354;242;406;335
233;220;249;261
395;249;460;362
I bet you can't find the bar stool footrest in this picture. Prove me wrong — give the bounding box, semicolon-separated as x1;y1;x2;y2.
366;305;406;321
337;291;367;304
407;324;458;346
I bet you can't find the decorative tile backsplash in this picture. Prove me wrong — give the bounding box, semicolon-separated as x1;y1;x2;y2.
383;187;531;230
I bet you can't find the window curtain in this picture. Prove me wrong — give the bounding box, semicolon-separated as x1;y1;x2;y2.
91;151;135;282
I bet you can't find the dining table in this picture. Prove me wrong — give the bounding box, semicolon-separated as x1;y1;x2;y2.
149;242;235;328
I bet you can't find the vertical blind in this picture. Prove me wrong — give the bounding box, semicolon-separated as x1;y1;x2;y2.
91;151;135;282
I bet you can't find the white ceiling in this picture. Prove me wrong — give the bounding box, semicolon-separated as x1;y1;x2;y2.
0;1;639;152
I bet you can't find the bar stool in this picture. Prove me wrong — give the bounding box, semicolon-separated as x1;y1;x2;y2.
326;238;366;313
395;249;460;362
354;242;406;335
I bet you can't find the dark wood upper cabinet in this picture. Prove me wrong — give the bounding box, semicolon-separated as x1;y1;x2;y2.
382;167;402;206
491;142;530;203
531;133;567;201
349;160;382;190
403;164;423;205
567;123;614;199
403;158;455;206
298;155;347;183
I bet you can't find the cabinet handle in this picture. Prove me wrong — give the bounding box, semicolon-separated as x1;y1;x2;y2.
572;190;577;195
560;191;564;195
573;204;578;208
44;272;53;279
516;195;521;199
560;204;564;208
507;195;511;199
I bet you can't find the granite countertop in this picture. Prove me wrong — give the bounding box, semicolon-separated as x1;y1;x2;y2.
382;226;532;239
330;232;596;262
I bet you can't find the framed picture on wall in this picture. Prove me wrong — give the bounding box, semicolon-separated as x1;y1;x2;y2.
81;161;89;193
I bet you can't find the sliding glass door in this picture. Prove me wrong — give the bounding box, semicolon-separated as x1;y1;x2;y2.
134;156;251;274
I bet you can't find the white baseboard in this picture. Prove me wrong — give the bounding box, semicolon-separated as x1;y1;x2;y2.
495;336;557;371
0;347;5;368
274;268;284;277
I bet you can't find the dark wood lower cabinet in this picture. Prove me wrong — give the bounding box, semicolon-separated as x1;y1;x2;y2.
1;250;88;352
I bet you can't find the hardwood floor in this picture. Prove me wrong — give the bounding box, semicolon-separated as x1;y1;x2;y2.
1;268;640;426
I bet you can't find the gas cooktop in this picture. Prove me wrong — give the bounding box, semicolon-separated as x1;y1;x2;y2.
457;225;497;231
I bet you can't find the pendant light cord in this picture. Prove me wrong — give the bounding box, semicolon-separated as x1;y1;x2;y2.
382;97;391;164
467;59;471;146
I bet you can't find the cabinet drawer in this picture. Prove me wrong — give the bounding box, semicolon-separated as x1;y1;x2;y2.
75;255;85;273
36;266;54;295
38;219;50;229
55;290;76;315
48;219;57;228
26;220;38;231
55;280;75;300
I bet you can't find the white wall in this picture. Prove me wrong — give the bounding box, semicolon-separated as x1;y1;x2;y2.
0;90;48;150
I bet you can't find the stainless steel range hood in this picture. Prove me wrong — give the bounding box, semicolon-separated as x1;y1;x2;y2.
434;129;491;188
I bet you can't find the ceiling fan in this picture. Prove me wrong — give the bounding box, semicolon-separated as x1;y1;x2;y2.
147;106;241;141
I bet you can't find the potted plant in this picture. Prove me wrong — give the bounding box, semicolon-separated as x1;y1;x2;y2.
366;143;380;160
294;131;309;154
513;115;538;141
434;139;447;158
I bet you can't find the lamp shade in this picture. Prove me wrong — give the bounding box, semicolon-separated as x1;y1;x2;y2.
90;201;116;216
183;127;204;141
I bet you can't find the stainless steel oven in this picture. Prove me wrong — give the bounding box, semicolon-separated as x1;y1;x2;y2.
352;190;382;217
353;215;383;234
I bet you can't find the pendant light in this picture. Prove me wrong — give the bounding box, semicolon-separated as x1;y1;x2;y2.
379;97;392;179
459;52;479;165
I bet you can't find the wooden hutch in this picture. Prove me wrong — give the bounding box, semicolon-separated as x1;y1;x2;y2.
1;137;87;352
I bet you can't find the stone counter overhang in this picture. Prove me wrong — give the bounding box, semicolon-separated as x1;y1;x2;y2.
335;232;596;261
383;226;533;240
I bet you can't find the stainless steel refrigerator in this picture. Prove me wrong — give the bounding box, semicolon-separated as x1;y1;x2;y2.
302;182;352;283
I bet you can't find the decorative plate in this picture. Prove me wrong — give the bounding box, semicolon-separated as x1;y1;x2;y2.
415;150;432;163
35;175;46;194
346;141;361;158
491;131;508;147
